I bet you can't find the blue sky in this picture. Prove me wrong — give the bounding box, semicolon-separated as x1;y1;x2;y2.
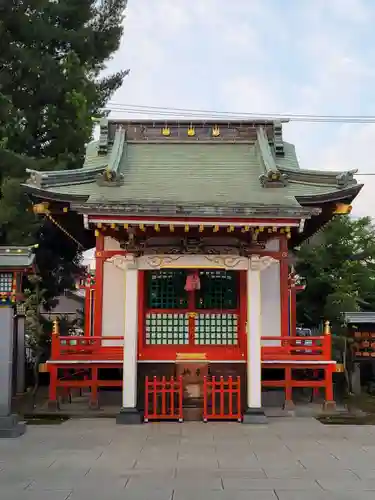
103;0;375;218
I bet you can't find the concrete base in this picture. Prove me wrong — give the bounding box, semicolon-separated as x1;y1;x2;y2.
116;407;142;425
47;400;60;411
322;400;337;413
0;415;26;438
283;399;296;416
242;407;268;424
88;400;100;410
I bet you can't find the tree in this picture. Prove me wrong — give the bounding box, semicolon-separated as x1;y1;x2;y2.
0;0;128;168
296;215;375;331
0;0;128;304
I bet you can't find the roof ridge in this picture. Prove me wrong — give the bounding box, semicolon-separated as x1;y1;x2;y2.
278;165;358;188
257;126;288;188
95;127;126;187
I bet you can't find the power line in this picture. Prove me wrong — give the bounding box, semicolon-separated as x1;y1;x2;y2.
104;102;375;124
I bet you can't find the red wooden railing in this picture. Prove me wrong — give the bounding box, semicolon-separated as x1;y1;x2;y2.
261;335;331;361
203;376;242;422
144;376;183;422
51;335;123;360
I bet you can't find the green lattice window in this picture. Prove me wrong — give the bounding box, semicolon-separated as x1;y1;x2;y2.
0;273;13;293
147;270;188;309
195;313;238;345
145;313;189;344
196;271;237;309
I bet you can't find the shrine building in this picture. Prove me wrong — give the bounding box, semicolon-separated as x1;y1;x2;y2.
24;119;362;423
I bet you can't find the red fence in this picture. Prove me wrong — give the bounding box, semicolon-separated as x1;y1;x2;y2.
51;335;123;360
261;335;331;361
144;376;183;422
203;376;242;422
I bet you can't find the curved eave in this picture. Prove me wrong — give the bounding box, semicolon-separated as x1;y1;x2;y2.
295;183;363;206
22;183;90;204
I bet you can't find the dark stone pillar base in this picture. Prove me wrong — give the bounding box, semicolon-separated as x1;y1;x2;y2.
47;400;60;411
322;400;337;413
0;415;26;438
283;400;296;415
89;400;100;410
116;407;142;425
242;407;268;424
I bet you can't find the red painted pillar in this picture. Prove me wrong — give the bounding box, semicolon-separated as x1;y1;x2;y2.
93;233;104;337
280;236;289;338
289;275;297;337
84;281;91;337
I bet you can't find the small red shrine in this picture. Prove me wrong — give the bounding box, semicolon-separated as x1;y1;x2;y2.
24;119;362;423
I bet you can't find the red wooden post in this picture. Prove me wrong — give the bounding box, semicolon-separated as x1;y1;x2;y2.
89;367;99;409
228;377;233;417
237;376;241;421
144;376;149;421
153;376;157;417
325;365;334;402
280;236;289;337
178;376;183;421
48;365;58;409
161;376;166;417
220;376;224;418
285;366;293;402
93;233;104;337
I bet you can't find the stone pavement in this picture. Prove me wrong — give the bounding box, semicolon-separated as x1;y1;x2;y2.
2;418;375;499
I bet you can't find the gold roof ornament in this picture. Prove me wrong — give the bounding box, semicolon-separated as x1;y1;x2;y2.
212;125;220;137
334;203;352;215
162;126;171;136
187;125;195;136
169;224;174;232
213;225;219;232
32;202;49;214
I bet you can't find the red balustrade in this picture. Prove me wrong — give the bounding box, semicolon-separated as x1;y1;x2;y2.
261;335;331;361
144;376;183;422
51;335;123;360
203;376;242;422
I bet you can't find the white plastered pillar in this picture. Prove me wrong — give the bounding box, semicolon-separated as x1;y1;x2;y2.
109;255;141;424
243;255;277;424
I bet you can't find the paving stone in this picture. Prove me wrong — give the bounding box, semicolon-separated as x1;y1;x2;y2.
222;477;322;490
317;478;375;491
275;492;375;500
174;491;277;500
0;489;71;500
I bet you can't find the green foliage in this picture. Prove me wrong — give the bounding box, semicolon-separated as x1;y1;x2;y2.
0;0;128;306
296;216;375;331
0;0;128;168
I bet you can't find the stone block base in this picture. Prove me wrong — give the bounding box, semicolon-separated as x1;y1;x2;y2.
116;407;142;425
88;400;100;410
47;400;60;411
0;415;26;438
283;400;296;415
322;400;337;413
242;407;268;424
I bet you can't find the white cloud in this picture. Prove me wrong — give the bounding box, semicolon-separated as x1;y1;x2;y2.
101;0;375;218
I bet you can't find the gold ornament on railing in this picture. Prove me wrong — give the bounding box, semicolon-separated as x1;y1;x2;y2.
162;126;171;136
324;320;331;335
52;319;60;336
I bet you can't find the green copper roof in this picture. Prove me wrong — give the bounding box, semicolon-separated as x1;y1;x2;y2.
0;247;36;269
23;120;363;218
